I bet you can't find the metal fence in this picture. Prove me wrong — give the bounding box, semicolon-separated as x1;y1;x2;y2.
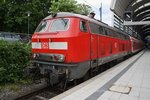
112;13;142;40
0;31;31;43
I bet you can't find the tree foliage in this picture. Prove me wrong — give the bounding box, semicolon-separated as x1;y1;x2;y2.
0;40;31;83
77;3;92;15
50;0;79;13
50;0;92;15
0;0;51;34
0;0;92;34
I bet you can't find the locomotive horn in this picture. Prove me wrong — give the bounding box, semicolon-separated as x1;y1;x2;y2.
89;12;95;18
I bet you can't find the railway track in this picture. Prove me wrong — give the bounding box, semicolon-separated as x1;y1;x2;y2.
14;79;77;100
14;67;113;100
15;87;61;100
14;54;133;100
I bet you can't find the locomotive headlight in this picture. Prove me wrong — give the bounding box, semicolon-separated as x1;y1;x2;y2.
53;54;65;62
32;53;37;58
58;55;65;62
32;53;39;59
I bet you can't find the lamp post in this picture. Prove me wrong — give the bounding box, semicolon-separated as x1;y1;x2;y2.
99;2;102;21
27;11;31;36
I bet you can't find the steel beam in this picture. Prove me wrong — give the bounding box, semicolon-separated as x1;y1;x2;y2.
123;21;150;26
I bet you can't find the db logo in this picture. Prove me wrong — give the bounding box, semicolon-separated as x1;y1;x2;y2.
41;42;49;49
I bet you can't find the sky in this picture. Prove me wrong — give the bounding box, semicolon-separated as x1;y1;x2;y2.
76;0;113;26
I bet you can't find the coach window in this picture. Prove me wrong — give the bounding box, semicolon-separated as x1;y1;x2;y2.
80;20;87;32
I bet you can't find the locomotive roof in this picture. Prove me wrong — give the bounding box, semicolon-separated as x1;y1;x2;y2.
44;12;109;27
44;12;128;36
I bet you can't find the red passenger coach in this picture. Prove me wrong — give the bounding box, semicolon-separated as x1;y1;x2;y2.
129;36;144;53
32;12;144;85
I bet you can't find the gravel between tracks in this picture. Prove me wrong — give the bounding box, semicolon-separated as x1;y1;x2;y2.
0;79;47;100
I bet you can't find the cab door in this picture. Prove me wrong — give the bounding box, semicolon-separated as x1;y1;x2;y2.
89;22;99;68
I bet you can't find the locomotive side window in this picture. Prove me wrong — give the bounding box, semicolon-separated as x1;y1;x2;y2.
112;31;117;37
120;34;123;39
117;32;119;37
117;33;121;38
109;29;113;37
99;26;104;35
35;21;48;32
104;28;110;36
80;20;87;32
89;22;99;34
123;34;125;40
50;18;69;32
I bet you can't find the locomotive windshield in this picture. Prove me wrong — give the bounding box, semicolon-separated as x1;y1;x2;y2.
35;21;48;32
35;18;69;33
49;18;69;32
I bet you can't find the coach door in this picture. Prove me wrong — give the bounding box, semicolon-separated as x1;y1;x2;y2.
89;22;99;68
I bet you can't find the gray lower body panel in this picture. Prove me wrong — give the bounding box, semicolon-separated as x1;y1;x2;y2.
33;60;91;80
33;52;129;81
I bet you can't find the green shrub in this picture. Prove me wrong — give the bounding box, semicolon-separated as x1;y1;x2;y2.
0;40;31;84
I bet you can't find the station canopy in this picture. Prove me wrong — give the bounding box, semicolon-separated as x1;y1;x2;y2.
110;0;150;39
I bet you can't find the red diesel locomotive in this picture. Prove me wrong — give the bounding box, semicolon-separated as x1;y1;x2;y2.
32;12;144;85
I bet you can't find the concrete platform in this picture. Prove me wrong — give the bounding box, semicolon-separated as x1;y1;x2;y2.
51;50;150;100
